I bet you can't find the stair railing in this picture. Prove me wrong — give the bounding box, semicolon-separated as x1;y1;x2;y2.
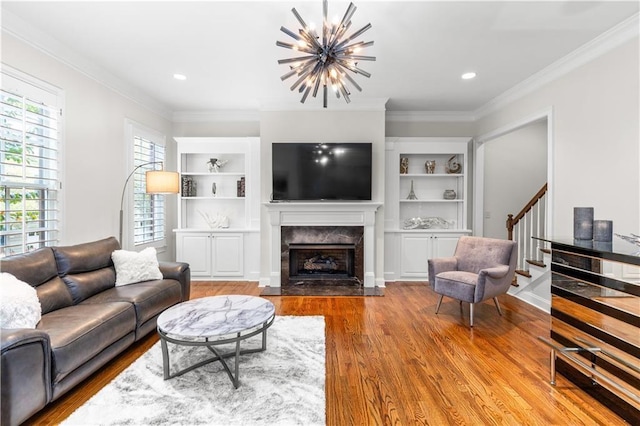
506;183;548;272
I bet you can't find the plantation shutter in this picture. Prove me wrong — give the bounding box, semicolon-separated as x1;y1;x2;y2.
133;135;166;246
0;72;61;257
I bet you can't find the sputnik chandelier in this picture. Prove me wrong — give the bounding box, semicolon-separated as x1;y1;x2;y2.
276;0;375;108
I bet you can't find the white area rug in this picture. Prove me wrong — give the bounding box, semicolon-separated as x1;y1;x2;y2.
62;316;325;426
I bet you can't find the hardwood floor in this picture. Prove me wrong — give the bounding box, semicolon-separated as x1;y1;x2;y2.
28;282;628;425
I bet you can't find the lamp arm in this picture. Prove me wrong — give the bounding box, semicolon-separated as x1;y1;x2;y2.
118;161;163;245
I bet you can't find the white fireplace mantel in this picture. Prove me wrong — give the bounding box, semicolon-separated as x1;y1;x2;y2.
264;202;382;288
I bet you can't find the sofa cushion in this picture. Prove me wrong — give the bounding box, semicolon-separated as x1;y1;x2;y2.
53;237;120;304
0;273;42;329
38;302;135;384
111;247;163;286
81;279;181;327
0;248;73;314
61;268;118;305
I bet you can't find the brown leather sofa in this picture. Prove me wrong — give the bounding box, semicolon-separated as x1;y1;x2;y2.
0;237;191;426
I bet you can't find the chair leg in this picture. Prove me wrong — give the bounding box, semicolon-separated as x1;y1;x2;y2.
435;295;444;314
493;297;503;316
469;303;474;327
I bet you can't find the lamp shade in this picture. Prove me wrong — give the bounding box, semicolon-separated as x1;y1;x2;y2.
145;170;179;194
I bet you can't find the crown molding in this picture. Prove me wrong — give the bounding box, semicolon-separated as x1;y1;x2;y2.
474;12;639;120
1;9;173;120
172;110;260;123
259;97;389;112
385;110;475;122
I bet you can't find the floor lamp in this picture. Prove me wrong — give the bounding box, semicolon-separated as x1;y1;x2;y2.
119;161;179;246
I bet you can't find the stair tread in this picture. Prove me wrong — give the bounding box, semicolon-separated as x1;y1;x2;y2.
540;248;551;254
526;259;547;268
515;269;532;278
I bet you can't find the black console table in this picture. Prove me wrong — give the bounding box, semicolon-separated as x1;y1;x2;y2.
536;237;639;423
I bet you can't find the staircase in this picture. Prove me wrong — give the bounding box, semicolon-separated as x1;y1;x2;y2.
506;184;551;312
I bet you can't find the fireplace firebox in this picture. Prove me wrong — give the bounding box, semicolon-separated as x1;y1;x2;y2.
289;244;356;280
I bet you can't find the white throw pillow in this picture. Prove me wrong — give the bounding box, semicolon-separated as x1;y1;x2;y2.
112;247;163;286
0;273;42;329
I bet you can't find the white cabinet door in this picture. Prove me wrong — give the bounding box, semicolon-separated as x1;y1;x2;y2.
432;236;460;258
212;234;244;277
400;234;431;278
399;233;466;280
176;233;212;277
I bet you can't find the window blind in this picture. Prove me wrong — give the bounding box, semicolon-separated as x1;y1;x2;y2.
0;78;60;257
133;135;166;246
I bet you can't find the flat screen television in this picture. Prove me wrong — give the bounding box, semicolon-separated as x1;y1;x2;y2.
272;142;372;201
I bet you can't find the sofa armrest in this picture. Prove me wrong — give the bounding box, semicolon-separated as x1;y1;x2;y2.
479;265;509;279
159;261;191;301
1;328;52;426
427;257;458;284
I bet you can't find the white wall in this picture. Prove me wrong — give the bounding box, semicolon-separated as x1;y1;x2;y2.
259;109;386;285
483;120;547;239
2;34;176;259
476;37;640;237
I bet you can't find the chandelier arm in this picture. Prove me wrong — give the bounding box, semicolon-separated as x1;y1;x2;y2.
276;41;299;50
301;85;313;103
339;3;357;30
338;54;376;61
335;23;372;50
280;26;303;41
341;69;363;91
322;0;328;47
281;60;315;83
290;68;314;91
312;73;322;97
338;82;351;103
337;40;374;54
295;60;319;77
278;55;317;64
280;68;300;81
328;21;351;49
323;85;328;108
300;29;323;50
335;59;372;78
291;8;308;30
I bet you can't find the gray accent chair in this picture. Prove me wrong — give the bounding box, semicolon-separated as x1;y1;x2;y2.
428;236;518;327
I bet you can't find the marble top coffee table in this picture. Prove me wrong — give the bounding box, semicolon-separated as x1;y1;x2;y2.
157;295;275;388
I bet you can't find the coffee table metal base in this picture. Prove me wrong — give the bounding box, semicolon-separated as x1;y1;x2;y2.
158;315;275;388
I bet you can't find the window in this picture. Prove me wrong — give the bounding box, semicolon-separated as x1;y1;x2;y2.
127;122;167;248
0;70;62;258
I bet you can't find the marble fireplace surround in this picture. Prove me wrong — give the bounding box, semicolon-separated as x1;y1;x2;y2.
282;226;364;286
264;202;381;288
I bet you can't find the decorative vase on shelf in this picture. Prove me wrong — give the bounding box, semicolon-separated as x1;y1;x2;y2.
443;189;456;200
211;182;217;197
407;180;418;200
400;157;409;174
425;160;435;174
445;155;462;174
573;207;594;240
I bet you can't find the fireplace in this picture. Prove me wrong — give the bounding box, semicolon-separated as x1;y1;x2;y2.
281;226;364;286
264;201;381;289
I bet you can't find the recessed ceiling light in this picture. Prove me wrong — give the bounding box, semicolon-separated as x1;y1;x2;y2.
461;72;477;80
173;74;187;81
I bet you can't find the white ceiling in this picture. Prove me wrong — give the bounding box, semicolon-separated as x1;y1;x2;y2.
2;1;639;114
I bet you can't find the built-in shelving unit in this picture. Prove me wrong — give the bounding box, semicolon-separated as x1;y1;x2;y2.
173;137;260;281
384;137;472;281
